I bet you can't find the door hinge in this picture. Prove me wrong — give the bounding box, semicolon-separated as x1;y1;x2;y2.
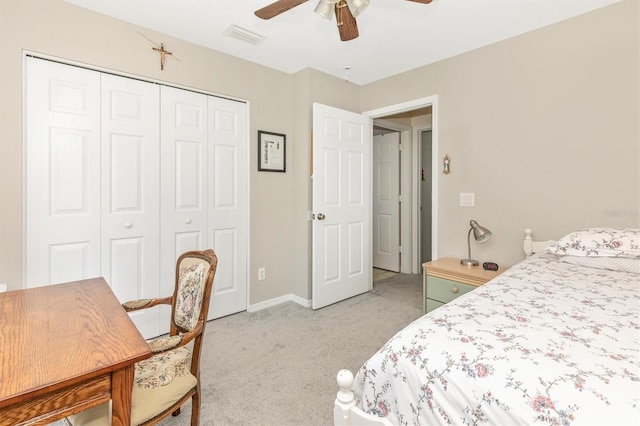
398;245;402;253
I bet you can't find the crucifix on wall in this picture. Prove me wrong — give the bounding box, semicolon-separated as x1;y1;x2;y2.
152;43;174;71
137;30;179;71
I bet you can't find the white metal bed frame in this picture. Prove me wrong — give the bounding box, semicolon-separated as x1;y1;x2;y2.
334;228;556;426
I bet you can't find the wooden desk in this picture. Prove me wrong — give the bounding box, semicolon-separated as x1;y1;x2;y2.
0;278;151;425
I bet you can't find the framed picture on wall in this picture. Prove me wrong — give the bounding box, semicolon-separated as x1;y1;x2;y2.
258;130;286;172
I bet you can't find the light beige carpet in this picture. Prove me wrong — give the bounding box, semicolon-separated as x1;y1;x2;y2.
54;273;423;426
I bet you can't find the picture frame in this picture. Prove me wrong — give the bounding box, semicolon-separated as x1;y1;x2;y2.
258;130;286;172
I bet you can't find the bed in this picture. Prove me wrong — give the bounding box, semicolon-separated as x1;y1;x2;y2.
334;228;640;425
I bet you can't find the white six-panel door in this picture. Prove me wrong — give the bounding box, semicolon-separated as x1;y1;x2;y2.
25;58;102;287
101;73;162;338
207;96;248;319
312;103;371;309
372;132;400;272
160;86;209;331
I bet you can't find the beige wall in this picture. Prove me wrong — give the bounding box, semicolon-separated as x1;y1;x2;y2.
361;0;639;266
0;0;296;301
1;0;638;302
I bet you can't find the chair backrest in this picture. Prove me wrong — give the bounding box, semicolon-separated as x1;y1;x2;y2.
170;249;217;381
171;249;218;335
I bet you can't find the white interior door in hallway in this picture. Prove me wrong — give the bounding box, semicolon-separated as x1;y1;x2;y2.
372;131;400;272
24;57;248;338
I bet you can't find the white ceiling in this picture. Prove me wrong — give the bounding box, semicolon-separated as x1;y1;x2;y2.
65;0;620;85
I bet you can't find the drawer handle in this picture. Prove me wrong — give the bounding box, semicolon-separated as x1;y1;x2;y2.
451;287;459;294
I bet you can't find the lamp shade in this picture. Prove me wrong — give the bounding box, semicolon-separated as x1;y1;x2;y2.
461;220;492;266
315;0;338;20
346;0;370;16
471;220;492;243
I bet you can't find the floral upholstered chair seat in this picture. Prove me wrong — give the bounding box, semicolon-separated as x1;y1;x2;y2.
69;347;196;425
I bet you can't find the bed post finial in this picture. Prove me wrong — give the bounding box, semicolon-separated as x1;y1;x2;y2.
524;229;534;257
334;369;356;425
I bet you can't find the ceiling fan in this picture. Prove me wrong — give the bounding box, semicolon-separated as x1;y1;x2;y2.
255;0;433;42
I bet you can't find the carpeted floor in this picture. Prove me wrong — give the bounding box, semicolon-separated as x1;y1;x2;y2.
56;272;423;426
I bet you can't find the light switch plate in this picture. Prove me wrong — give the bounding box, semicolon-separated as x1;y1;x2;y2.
460;192;475;207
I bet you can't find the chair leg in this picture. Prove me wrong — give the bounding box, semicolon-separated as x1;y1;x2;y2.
191;391;200;426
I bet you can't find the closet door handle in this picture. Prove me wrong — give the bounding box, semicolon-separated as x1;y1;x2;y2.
185;218;192;224
124;222;132;229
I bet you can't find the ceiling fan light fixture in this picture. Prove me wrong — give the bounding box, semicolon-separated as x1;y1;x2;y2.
314;0;337;20
345;0;369;17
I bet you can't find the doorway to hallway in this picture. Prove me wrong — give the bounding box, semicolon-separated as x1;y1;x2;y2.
371;105;435;276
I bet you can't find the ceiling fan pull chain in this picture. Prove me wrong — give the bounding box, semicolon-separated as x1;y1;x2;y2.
336;1;345;26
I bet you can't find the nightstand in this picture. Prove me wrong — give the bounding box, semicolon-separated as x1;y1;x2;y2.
422;257;507;314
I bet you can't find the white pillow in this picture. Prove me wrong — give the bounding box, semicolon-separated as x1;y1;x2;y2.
560;255;640;274
546;228;640;259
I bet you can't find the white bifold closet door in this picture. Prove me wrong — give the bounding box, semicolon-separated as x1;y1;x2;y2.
25;57;247;337
206;96;248;320
26;59;163;337
25;58;102;287
159;86;210;330
100;73;162;337
160;87;248;322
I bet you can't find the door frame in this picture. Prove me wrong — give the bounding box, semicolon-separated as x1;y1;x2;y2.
414;125;433;272
364;95;439;275
372;119;412;274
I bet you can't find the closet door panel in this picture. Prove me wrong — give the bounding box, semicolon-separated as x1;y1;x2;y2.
208;97;248;319
25;58;101;288
101;73;161;338
175;232;203;255
161;86;209;327
108;237;144;302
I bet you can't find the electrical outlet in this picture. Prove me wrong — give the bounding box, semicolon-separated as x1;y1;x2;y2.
258;268;266;281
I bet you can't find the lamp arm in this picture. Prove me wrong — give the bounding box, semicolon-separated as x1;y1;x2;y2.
467;227;473;261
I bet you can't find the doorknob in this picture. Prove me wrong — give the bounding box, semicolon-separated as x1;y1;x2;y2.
317;213;326;220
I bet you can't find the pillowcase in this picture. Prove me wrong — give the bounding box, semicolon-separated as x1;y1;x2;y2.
546;228;640;259
559;255;640;274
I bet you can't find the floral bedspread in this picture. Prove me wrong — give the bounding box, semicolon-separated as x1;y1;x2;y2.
353;253;640;425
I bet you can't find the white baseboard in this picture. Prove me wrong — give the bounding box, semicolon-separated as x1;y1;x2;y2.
247;293;311;312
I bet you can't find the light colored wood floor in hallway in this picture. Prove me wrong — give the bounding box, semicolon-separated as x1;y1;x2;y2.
373;268;397;282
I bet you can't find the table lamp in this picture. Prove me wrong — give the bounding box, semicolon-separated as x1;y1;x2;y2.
461;220;492;266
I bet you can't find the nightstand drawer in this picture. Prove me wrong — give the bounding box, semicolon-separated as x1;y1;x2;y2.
427;276;477;304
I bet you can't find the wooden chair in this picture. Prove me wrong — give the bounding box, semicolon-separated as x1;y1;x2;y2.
67;249;218;426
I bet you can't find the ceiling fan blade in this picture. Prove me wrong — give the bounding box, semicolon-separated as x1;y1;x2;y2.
406;0;433;3
335;1;359;41
255;0;309;20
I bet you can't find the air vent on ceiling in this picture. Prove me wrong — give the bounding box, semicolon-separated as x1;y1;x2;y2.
224;25;265;45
